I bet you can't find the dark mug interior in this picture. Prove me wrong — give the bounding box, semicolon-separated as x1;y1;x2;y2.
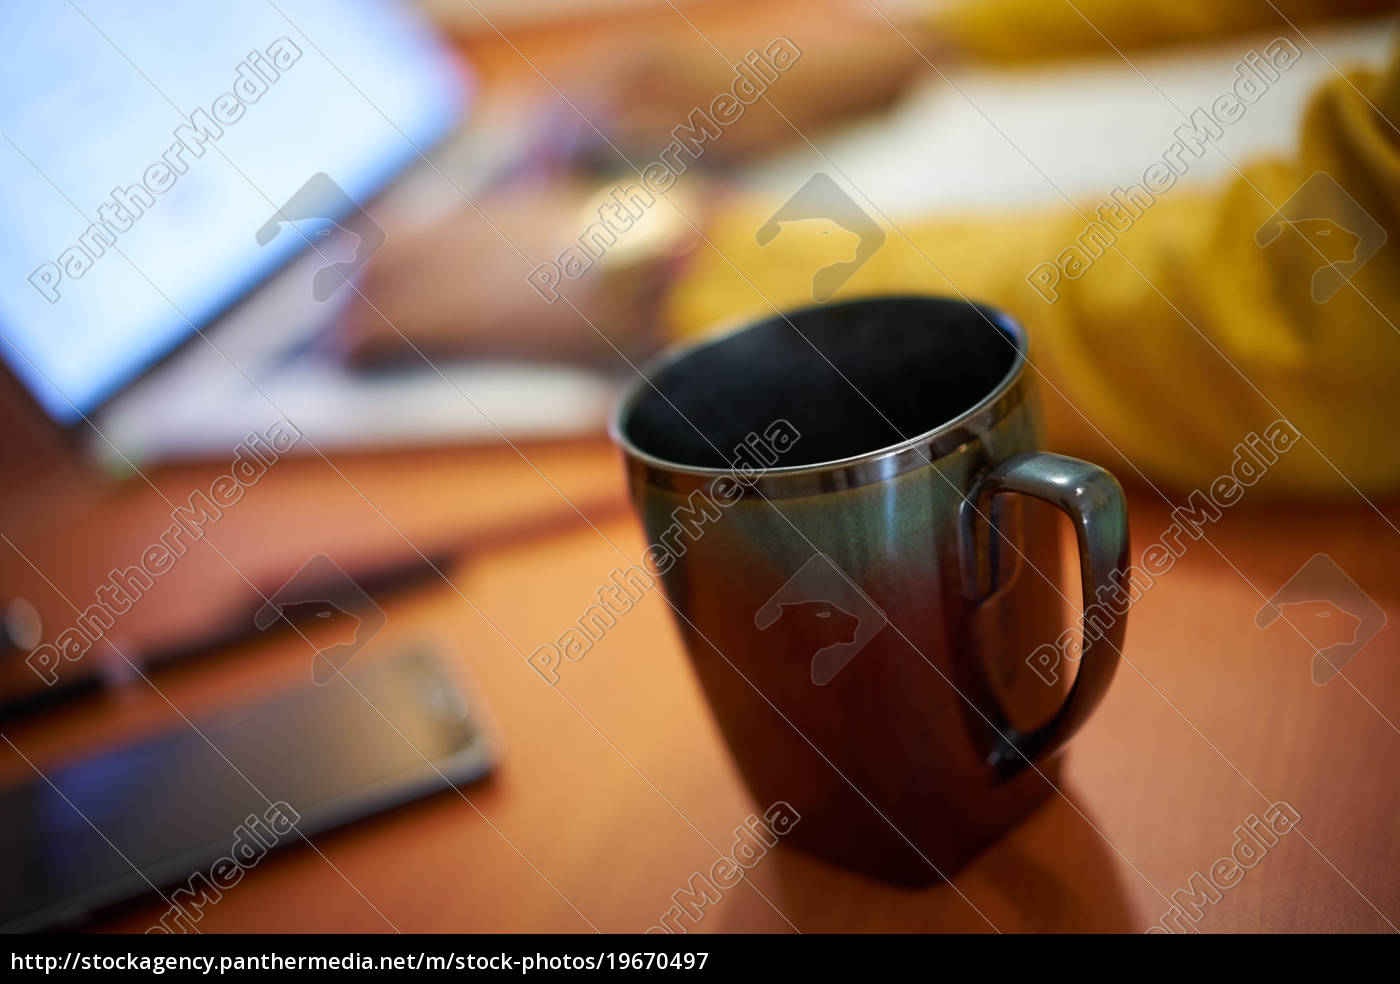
621;296;1021;469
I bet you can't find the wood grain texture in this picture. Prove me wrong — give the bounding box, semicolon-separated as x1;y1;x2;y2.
2;440;1396;934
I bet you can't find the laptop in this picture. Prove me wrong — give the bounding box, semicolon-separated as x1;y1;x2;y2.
0;0;615;471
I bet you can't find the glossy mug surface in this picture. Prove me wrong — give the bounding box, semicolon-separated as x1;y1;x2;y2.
612;296;1128;885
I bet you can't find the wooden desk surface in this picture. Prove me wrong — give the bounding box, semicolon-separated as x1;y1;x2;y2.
2;438;1397;933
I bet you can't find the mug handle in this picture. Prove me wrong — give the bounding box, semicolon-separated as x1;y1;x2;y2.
961;452;1129;776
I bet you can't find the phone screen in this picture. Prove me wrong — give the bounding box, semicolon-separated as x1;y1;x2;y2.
1;649;492;932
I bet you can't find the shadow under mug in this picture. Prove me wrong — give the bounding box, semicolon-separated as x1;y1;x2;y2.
611;296;1129;886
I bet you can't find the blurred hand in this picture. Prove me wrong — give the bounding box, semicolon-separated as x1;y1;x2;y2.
334;172;705;369
335;178;626;368
562;0;941;163
333;0;942;368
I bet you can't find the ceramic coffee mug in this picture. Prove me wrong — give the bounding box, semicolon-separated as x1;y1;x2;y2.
612;296;1128;885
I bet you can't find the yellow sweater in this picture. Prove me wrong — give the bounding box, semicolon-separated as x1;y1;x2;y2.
664;1;1400;496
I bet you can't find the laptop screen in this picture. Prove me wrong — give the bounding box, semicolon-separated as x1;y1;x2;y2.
0;0;468;424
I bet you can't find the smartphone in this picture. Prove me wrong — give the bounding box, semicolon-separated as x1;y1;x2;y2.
0;646;496;932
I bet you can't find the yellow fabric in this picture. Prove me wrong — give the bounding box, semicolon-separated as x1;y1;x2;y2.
925;0;1396;64
663;12;1400;496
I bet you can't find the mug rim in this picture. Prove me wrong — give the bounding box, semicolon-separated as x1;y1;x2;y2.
609;294;1032;496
